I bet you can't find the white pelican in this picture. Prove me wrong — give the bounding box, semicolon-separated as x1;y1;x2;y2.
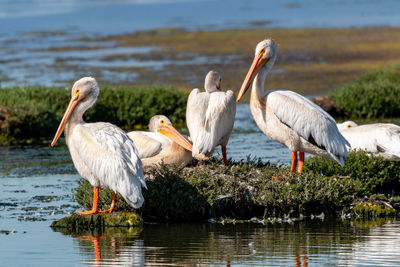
337;121;400;161
236;39;349;173
51;77;146;215
127;115;193;167
186;70;236;165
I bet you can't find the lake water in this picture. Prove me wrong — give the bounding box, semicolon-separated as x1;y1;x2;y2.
1;103;400;266
1;0;400;87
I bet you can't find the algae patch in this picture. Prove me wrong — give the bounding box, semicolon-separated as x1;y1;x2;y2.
51;212;143;235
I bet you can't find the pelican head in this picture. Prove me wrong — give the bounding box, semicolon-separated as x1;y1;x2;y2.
236;39;277;102
51;77;99;147
149;115;193;151
204;70;221;93
337;121;358;131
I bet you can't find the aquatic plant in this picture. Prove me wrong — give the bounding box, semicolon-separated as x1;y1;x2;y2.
74;158;363;222
50;212;142;235
329;64;400;118
304;151;400;195
0;85;188;142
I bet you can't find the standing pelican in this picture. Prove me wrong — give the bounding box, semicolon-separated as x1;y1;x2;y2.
127;115;193;167
51;77;146;214
186;70;236;165
337;121;400;161
236;39;349;173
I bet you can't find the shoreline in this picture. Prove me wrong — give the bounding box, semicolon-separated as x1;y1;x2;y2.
1;26;400;95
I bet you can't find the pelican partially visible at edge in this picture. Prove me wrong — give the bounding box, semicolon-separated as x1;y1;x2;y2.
186;70;236;165
127;115;193;167
236;39;349;173
51;77;146;214
337;121;400;161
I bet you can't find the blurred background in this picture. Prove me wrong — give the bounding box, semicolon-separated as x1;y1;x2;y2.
1;0;400;95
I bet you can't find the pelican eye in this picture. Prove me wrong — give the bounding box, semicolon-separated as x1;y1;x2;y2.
347;125;352;128
73;88;80;99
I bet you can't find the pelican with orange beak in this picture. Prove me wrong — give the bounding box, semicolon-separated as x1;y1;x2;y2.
236;39;349;172
51;77;146;214
127;115;193;167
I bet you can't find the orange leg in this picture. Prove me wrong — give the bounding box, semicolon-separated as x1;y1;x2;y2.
291;151;298;173
222;145;228;165
298;152;305;173
98;192;116;213
77;186;99;215
302;253;308;267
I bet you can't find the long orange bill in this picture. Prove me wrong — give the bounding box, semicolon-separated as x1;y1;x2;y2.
236;53;270;103
158;125;193;151
51;96;79;147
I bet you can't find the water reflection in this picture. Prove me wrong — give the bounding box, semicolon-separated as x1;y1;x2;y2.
54;219;400;266
76;231;145;266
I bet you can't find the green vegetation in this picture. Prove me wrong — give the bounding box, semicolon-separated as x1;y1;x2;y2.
350;202;396;218
328;64;400;118
0;85;188;143
74;158;360;222
50;212;142;235
304;151;400;195
71;153;400;223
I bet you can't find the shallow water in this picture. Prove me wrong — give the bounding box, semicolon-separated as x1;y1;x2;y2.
1;0;400;87
1;103;400;266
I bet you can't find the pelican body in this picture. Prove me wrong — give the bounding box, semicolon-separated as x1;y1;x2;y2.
51;77;146;214
236;39;349;172
127;115;193;167
337;121;400;161
186;70;236;164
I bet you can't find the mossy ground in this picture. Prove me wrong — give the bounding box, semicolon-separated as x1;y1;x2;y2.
50;212;143;235
71;153;400;224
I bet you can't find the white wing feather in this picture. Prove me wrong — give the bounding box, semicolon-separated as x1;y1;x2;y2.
201;90;236;153
72;122;146;209
127;131;170;159
187;89;236;157
268;90;349;163
186;89;209;156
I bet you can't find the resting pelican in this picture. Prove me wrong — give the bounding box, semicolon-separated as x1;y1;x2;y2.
236;39;349;173
186;70;236;165
337;121;400;161
127;115;193;167
51;77;146;215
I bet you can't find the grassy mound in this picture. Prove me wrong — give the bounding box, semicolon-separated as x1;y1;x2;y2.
328;64;400;118
74;159;364;222
72;154;400;222
304;151;400;195
0;85;188;142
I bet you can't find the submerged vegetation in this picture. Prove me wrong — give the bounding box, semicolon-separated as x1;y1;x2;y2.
0;85;188;142
72;153;400;224
50;212;142;234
